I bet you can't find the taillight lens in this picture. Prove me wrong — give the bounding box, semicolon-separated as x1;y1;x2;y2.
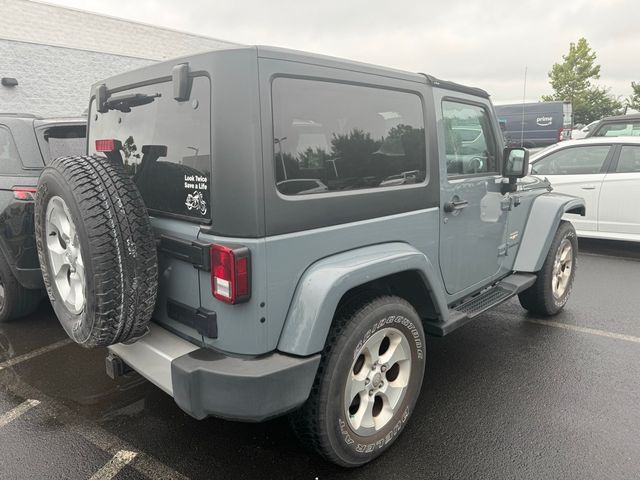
558;128;564;142
211;244;251;304
95;139;122;152
12;186;37;201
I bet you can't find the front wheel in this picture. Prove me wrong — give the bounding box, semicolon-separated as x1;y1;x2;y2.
290;295;426;467
519;220;577;316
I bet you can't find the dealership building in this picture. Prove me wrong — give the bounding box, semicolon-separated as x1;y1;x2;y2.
0;0;237;117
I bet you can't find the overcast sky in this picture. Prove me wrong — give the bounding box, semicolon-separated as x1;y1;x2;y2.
44;0;638;104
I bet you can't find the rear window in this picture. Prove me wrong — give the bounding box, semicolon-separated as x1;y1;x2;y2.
593;121;640;137
0;125;22;174
37;124;86;164
88;76;211;222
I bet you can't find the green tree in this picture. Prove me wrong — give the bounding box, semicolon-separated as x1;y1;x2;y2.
543;38;624;124
627;81;640;111
298;147;330;169
542;38;600;105
580;87;624;123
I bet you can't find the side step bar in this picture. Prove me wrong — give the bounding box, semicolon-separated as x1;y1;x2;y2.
423;273;536;336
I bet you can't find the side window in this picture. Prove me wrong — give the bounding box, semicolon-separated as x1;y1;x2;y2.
272;78;426;195
442;100;497;177
0;126;22;174
532;146;611;175
616;146;640;173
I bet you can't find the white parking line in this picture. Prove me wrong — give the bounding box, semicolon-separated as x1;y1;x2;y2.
0;399;40;428
89;450;138;480
0;374;190;480
0;339;72;371
527;319;640;344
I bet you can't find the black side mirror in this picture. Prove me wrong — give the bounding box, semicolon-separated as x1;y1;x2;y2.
502;147;529;179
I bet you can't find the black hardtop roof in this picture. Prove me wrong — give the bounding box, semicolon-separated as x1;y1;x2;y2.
91;45;490;100
0;113;41;119
421;74;490;99
0;113;86;124
34;117;87;127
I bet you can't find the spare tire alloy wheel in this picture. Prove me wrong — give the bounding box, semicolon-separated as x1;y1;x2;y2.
45;196;85;314
291;296;426;467
35;155;158;348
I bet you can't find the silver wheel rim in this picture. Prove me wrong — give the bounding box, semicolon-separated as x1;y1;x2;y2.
344;327;412;436
45;196;85;314
552;238;573;299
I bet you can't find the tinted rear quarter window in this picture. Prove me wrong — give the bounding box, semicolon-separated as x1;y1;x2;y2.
88;76;211;222
272;78;426;195
0;126;23;174
37;124;87;164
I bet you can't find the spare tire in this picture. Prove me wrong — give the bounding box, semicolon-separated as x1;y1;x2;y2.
35;155;158;348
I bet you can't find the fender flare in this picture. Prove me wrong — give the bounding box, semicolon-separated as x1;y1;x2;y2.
513;192;585;272
277;242;448;356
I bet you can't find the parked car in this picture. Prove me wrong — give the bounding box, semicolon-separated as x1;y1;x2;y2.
585;113;640;138
530;137;640;242
494;101;572;148
33;46;583;467
571;120;599;139
0;113;86;322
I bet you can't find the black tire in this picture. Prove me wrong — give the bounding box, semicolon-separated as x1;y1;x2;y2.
35;155;158;348
518;220;577;316
0;252;44;322
290;295;426;467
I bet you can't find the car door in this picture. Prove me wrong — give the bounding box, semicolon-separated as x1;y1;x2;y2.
437;95;508;295
598;145;640;236
530;144;614;232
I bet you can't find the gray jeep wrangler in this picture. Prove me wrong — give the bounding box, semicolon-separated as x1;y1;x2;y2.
34;46;585;467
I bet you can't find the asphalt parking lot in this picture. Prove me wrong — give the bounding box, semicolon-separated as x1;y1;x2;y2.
0;238;638;480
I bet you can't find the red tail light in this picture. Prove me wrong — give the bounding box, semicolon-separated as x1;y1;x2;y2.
558;128;564;142
211;244;251;304
95;139;122;152
12;186;37;201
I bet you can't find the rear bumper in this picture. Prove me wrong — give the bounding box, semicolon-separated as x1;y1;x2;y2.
109;324;320;422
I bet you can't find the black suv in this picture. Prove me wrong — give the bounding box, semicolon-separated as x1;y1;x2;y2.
0;114;86;321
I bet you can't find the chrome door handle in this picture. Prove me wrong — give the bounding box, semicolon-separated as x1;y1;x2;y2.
444;200;469;213
580;185;596;190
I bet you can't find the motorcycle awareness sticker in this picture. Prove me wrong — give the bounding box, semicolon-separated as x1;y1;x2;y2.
184;174;208;216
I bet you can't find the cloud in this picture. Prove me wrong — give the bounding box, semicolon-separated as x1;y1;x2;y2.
43;0;638;101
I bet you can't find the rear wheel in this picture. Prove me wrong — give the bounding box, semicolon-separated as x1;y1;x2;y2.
519;221;577;316
0;253;43;322
290;295;426;467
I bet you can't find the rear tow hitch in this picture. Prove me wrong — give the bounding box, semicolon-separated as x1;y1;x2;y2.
105;352;133;379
